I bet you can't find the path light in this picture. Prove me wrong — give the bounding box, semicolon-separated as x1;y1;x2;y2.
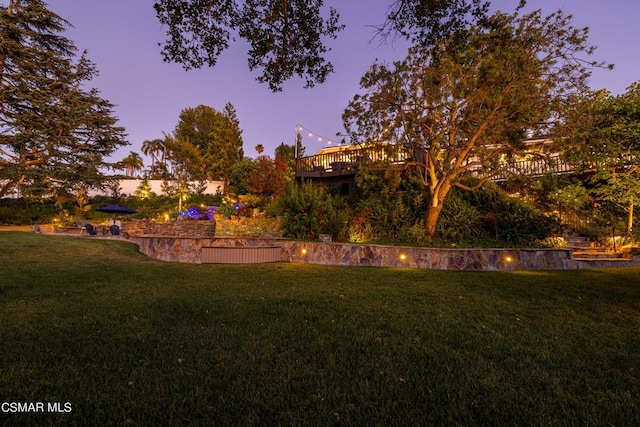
301;247;308;255
505;255;514;263
399;253;407;261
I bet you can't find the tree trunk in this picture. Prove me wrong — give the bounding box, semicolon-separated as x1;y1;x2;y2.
627;201;634;235
424;200;445;237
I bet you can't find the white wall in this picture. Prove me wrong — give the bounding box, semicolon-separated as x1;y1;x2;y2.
1;179;225;199
109;179;224;197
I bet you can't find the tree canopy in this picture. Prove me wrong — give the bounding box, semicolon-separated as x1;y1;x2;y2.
343;8;604;236
173;103;244;189
120;151;144;178
141;138;168;178
561;82;640;233
0;0;128;200
162;133;207;212
154;0;344;91
152;1;529;92
374;0;503;46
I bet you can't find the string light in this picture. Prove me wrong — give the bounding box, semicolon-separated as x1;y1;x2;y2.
296;123;343;147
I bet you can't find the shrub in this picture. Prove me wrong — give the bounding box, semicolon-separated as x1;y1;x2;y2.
463;183;561;245
351;166;427;242
436;192;483;240
228;158;258;195
399;223;431;246
0;197;63;224
279;181;350;240
347;208;374;243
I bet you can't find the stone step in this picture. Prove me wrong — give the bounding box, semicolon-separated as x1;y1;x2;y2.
572;250;626;261
564;235;604;252
565;236;589;242
567;244;593;251
573;257;631;262
565;236;591;246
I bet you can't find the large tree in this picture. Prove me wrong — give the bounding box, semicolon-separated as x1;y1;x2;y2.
174;103;243;190
152;0;517;92
343;9;605;236
216;103;244;187
0;0;128;200
560;83;640;234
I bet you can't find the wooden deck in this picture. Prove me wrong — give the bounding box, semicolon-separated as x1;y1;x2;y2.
295;146;582;183
490;155;575;181
295;144;410;181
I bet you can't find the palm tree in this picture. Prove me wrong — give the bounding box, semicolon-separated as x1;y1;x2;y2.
121;151;144;178
141;139;158;170
141;138;166;178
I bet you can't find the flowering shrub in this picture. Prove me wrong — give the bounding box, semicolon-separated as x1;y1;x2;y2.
212;194;249;218
178;206;216;220
178;207;202;219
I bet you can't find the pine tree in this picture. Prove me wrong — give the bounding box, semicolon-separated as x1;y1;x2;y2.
0;0;128;200
218;102;244;189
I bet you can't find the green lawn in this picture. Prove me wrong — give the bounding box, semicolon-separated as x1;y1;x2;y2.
1;232;639;425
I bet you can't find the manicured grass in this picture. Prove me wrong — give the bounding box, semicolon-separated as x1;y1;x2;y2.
1;232;639;425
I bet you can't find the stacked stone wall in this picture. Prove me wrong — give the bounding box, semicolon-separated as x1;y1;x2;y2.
127;236;640;270
33;223;640;270
121;216;281;238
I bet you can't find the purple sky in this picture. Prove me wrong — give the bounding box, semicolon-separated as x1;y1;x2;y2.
49;1;639;164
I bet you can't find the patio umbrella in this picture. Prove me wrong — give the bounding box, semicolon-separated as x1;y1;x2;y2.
94;204;137;214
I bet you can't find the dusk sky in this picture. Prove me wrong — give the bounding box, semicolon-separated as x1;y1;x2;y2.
49;1;639;164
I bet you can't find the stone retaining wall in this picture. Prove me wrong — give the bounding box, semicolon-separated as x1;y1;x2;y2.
33;225;640;270
127;236;640;270
283;242;572;270
129;236;285;263
122;216;281;238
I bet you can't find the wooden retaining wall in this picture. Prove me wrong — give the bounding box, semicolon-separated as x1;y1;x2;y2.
201;246;282;264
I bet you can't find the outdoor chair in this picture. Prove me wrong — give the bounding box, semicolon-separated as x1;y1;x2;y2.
85;223;98;236
109;224;120;236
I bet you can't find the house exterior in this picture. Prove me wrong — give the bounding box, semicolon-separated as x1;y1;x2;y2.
294;138;577;185
295;142;411;184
